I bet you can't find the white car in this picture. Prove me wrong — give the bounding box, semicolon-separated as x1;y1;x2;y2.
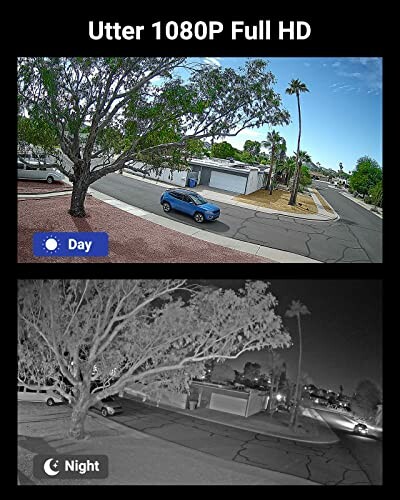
17;155;63;184
18;384;65;406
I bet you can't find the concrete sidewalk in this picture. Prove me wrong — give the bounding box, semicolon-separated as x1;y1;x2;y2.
18;403;317;485
122;170;338;221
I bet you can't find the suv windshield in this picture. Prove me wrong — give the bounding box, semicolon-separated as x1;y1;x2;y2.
189;194;207;206
102;396;115;402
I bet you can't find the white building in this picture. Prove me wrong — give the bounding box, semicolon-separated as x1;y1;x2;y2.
126;157;269;195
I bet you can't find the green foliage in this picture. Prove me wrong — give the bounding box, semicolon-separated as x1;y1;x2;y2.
243;140;261;157
369;180;383;207
349;156;382;195
211;141;238;159
299;165;312;189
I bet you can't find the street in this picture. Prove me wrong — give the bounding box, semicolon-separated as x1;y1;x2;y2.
316;408;382;485
92;174;382;263
98;397;378;484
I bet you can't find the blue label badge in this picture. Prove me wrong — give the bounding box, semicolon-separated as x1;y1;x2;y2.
33;232;108;257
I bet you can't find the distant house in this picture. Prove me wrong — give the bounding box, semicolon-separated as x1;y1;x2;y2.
125;157;268;195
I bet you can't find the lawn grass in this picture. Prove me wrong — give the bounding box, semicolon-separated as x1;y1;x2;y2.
235;188;318;215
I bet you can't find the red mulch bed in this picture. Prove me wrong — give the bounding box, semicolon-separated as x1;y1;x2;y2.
17;195;270;263
18;180;72;194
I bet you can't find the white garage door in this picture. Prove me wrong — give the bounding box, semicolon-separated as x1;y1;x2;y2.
209;171;247;193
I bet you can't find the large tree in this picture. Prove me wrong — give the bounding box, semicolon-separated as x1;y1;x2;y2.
211;141;238;160
349;156;382;196
285;79;309;206
18;57;290;217
18;279;290;439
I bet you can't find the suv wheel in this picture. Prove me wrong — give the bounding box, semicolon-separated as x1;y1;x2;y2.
194;212;204;223
101;408;108;417
162;202;171;213
46;398;54;406
46;176;54;184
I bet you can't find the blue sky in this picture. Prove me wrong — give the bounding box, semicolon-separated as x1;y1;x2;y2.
187;57;382;174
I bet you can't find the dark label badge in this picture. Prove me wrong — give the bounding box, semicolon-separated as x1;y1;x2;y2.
33;232;108;257
33;455;109;479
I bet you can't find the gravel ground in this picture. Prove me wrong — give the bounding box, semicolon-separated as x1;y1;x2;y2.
18;180;72;194
17;195;270;263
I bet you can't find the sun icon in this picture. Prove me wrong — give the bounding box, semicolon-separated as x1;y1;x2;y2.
42;235;62;255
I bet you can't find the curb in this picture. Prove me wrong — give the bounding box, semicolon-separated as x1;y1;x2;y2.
308;188;340;221
18;189;73;198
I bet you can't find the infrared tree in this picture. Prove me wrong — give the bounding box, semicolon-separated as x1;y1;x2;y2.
18;279;291;439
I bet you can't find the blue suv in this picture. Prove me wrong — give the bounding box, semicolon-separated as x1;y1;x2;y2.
160;189;220;223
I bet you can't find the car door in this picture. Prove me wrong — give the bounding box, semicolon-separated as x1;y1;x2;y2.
183;195;196;216
170;192;185;212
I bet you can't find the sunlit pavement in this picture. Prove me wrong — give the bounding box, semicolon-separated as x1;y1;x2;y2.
104;398;377;485
92;174;382;263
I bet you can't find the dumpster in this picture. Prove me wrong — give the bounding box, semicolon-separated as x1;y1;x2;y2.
188;178;197;188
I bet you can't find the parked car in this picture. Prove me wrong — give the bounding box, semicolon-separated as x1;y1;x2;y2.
91;396;123;417
160;189;220;223
354;423;368;436
18;384;65;406
17;156;63;184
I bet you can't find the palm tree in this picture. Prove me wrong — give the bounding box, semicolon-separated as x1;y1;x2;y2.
285;300;310;429
262;131;286;194
280;156;297;186
285;79;309;205
294;150;311;192
265;351;285;413
338;162;344;178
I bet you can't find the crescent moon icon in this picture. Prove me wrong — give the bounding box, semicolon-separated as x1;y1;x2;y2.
43;458;60;476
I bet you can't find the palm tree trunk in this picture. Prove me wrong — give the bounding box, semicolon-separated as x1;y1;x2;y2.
266;146;275;192
289;93;302;205
290;314;303;428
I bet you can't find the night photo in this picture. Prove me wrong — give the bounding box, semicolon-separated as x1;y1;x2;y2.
17;279;382;485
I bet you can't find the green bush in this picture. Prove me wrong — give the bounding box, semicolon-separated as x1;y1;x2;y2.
369;180;383;207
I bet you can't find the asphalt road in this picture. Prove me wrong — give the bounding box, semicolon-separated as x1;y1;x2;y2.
316;408;382;485
100;397;376;485
92;174;382;263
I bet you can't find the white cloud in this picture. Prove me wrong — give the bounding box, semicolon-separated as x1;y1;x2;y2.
304;62;311;67
203;57;222;67
331;58;382;94
332;61;341;68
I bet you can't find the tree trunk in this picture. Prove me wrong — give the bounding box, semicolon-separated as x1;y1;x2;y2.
288;93;302;206
69;397;90;440
290;314;303;429
69;170;90;218
266;146;275;193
